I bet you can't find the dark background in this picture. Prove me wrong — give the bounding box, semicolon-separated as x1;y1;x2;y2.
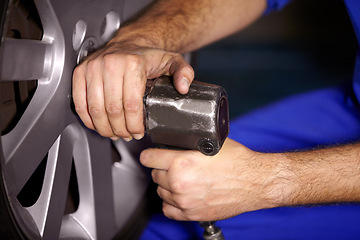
194;0;358;119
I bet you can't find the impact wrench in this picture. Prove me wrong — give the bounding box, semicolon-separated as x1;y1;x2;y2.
144;76;229;240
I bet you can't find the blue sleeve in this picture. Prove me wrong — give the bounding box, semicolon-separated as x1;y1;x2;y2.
264;0;294;15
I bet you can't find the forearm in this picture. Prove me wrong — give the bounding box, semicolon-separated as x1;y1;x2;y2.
111;0;267;53
273;143;360;207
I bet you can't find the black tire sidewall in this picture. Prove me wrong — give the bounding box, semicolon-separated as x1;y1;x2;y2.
0;0;26;239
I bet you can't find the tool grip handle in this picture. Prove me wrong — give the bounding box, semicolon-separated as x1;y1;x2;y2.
157;146;225;239
148;76;228;239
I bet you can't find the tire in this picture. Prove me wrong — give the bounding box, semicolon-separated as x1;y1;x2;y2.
0;0;154;239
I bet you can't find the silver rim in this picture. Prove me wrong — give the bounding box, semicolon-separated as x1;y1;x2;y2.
0;0;153;239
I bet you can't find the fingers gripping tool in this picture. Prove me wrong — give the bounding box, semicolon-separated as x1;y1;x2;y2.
144;76;229;240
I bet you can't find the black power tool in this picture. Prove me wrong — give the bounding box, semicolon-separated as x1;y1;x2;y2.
144;76;229;240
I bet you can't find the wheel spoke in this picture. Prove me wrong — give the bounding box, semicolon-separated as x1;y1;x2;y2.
112;139;149;228
2;0;67;195
2;108;65;196
66;125;97;239
27;126;74;238
60;215;92;239
1;38;53;81
80;130;116;239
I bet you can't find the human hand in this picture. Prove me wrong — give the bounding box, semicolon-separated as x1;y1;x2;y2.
140;138;284;221
72;42;194;141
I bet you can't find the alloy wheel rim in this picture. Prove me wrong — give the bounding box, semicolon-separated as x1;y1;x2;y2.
0;0;151;239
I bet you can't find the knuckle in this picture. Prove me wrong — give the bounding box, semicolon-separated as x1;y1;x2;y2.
156;186;162;198
86;59;98;72
171;52;183;59
72;66;83;79
174;196;189;210
74;103;88;115
169;179;186;193
88;105;104;118
102;54;118;71
162;204;173;219
125;54;143;69
168;159;191;193
169;52;183;63
173;156;193;170
151;170;158;183
124;100;141;114
105;102;123;116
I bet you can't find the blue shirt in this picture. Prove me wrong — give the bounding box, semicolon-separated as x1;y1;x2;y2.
266;0;360;100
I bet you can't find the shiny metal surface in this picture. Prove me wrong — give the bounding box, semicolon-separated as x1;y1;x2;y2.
199;221;225;240
144;76;229;155
0;0;153;239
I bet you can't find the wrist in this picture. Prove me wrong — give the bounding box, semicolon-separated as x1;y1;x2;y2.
109;24;165;49
256;152;295;209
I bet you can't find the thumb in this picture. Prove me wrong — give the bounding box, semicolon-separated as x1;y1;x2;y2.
145;49;195;94
169;58;194;94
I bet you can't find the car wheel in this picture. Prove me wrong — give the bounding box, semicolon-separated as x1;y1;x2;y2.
0;0;153;239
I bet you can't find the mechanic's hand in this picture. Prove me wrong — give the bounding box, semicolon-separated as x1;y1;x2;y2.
140;138;283;221
72;42;194;141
